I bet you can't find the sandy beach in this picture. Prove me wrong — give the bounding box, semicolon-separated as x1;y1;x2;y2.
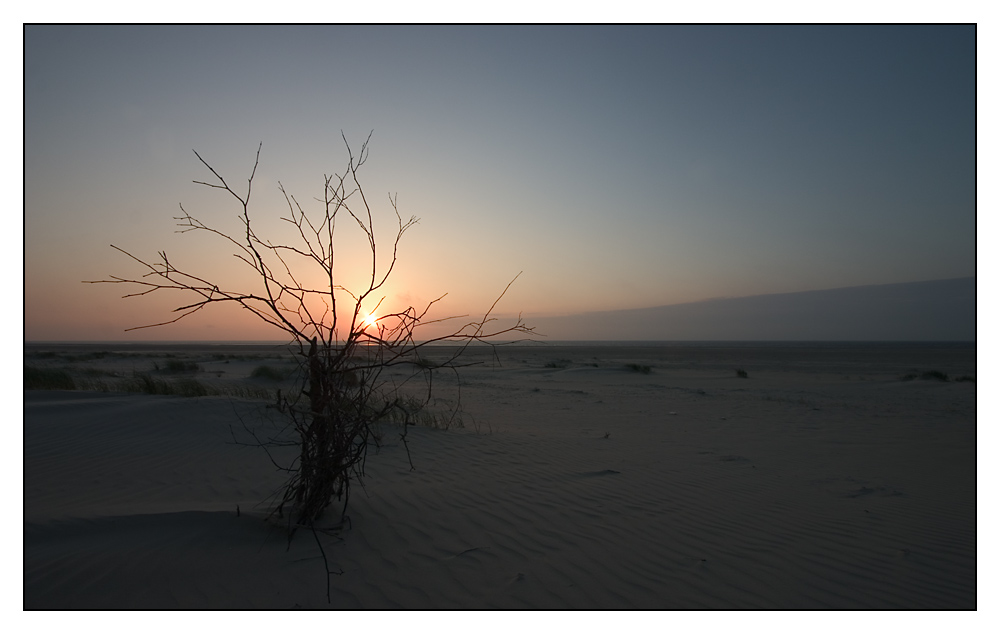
23;342;976;609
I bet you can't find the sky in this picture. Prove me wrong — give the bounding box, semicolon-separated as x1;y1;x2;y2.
23;25;976;342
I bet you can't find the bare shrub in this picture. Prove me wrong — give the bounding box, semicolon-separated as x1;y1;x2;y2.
87;133;532;536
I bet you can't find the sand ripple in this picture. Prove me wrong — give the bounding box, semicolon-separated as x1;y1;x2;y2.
24;344;976;608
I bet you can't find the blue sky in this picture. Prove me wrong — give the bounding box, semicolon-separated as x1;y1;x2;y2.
24;25;976;340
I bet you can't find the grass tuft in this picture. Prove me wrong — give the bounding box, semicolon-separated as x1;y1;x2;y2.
625;363;652;374
173;378;210;397
157;359;200;373
24;365;76;390
735;369;748;378
921;370;949;382
383;395;464;430
250;365;287;380
113;372;272;399
413;357;439;369
902;370;951;382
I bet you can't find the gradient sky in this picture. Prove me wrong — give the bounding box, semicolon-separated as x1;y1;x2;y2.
24;25;976;341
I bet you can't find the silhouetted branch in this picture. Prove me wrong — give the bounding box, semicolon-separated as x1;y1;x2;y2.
85;132;534;602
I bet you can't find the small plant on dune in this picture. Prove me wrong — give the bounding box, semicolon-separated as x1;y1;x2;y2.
902;370;951;382
625;363;652;374
129;372;168;395
921;370;949;382
173;378;210;397
736;368;748;378
156;359;200;373
81;367;120;377
24;366;76;390
413;356;440;370
87;133;532;599
384;395;463;431
250;365;288;381
67;372;274;399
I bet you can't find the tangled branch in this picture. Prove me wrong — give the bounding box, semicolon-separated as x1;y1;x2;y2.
86;134;534;540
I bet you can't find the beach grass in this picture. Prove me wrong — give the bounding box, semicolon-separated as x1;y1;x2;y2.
157;359;200;373
901;370;952;381
625;363;652;374
24;364;275;400
250;365;288;380
24;365;76;390
382;395;464;430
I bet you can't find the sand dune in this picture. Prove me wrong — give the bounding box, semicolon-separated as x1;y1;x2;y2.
23;343;976;609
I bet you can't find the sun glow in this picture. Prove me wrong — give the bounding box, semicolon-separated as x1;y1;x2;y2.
362;313;378;329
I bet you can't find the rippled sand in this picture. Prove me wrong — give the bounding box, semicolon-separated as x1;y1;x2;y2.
24;343;976;609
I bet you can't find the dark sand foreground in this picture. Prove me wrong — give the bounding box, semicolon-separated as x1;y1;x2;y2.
23;342;976;609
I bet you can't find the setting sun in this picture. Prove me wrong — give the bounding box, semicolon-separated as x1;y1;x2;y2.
362;313;378;328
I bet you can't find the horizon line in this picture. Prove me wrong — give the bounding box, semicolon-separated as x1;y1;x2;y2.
23;339;976;346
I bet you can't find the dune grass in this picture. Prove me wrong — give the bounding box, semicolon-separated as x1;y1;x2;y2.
24;366;76;390
24;364;274;400
625;363;652;374
250;365;288;381
412;357;441;370
124;373;209;396
156;359;200;373
25;355;470;429
381;395;464;430
105;373;273;399
902;370;951;382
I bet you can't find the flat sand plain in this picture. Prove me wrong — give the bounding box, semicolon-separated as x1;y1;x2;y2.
23;342;976;609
